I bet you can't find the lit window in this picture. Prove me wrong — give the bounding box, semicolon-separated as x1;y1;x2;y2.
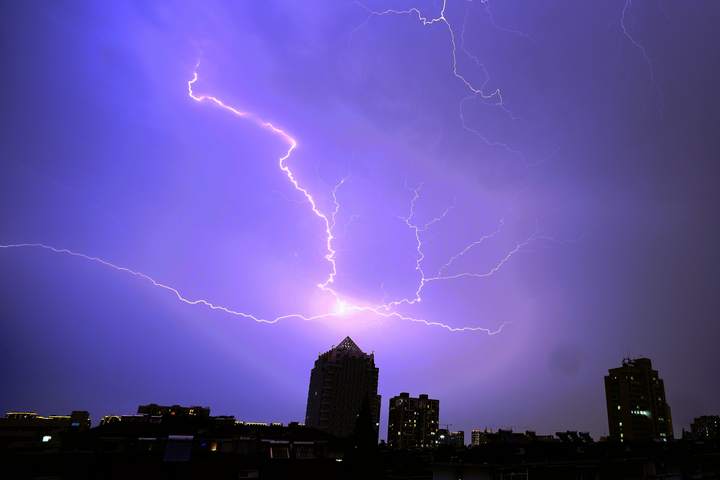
42;435;52;443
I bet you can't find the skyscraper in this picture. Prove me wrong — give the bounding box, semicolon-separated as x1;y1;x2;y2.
604;358;673;442
387;393;439;449
304;336;380;440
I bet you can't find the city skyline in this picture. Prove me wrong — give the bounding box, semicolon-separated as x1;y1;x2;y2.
1;339;713;443
2;0;720;445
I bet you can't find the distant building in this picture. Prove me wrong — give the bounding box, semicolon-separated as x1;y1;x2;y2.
0;410;90;449
604;357;673;442
101;404;211;427
471;429;486;446
387;393;439;449
437;429;464;448
470;429;562;446
1;411;90;430
137;403;210;418
555;431;593;444
690;416;720;440
304;336;381;440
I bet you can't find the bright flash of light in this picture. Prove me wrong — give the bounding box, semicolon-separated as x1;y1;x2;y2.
334;300;350;316
0;64;543;334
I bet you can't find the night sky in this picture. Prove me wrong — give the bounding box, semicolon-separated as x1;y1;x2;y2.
1;1;719;440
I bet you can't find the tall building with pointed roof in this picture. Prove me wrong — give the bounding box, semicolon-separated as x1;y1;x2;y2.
304;336;380;440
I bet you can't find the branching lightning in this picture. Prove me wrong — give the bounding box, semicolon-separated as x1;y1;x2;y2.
476;0;532;41
0;243;329;325
187;70;340;296
0;63;538;335
620;0;663;115
355;0;531;165
437;218;504;276
356;1;514;108
377;184;536;317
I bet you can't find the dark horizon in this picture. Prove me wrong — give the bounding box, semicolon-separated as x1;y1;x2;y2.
0;337;707;441
2;0;720;443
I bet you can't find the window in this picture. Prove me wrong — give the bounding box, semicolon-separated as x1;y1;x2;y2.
270;446;290;459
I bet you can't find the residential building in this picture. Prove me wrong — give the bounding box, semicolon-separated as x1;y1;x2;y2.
387;393;439;449
604;357;673;442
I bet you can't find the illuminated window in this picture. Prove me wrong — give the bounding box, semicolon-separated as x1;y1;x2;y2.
42;435;52;442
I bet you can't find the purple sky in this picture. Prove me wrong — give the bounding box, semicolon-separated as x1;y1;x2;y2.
1;0;719;440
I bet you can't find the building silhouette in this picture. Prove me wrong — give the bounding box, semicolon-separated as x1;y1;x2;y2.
691;416;720;440
437;429;464;448
305;336;380;440
471;429;485;446
470;428;568;446
137;403;210;418
604;357;673;442
387;393;439;449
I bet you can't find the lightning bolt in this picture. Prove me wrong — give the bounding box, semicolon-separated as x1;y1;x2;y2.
426;232;537;284
355;0;513;107
0;65;530;335
437;218;504;276
187;69;341;296
620;0;663;116
355;0;531;166
0;243;328;324
476;0;532;41
377;184;536;317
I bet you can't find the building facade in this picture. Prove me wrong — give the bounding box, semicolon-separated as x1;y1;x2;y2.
471;429;485;446
604;358;673;442
137;403;210;418
690;415;720;440
437;429;465;448
304;336;381;440
387;393;439;449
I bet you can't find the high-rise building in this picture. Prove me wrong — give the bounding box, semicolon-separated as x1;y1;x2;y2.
690;416;720;440
387;393;439;449
304;336;380;440
604;358;673;442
